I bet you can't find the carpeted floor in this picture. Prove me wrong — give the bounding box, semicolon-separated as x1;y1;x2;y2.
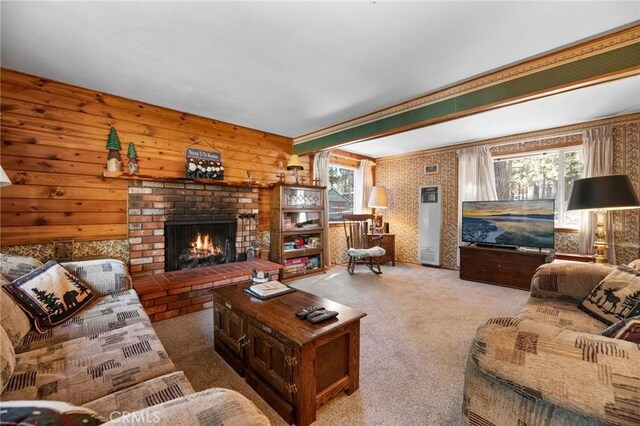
153;263;530;425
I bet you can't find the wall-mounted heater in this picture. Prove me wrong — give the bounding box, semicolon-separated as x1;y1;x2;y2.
419;186;442;266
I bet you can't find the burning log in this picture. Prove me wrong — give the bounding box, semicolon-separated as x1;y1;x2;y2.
177;233;231;269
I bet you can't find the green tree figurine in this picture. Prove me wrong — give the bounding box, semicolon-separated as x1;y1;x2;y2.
106;127;122;172
127;141;139;174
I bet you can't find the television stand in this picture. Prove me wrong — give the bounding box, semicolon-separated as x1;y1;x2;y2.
459;245;547;290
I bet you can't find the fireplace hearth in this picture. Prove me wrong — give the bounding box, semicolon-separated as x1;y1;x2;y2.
165;221;236;272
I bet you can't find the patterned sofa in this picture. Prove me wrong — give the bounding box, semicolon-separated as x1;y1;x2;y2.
463;261;640;425
0;255;269;425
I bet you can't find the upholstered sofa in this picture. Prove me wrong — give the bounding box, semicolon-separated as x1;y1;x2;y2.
0;254;269;425
464;260;640;425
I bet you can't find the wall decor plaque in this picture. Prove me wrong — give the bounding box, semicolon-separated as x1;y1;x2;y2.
186;147;224;180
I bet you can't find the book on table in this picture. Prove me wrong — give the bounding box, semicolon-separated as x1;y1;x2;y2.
245;281;295;299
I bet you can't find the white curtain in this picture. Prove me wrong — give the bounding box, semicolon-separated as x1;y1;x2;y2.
580;125;615;264
457;145;498;266
354;160;375;214
313;151;332;267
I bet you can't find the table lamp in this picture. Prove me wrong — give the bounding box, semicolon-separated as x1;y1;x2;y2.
368;186;388;231
287;155;304;184
567;174;640;264
0;166;12;187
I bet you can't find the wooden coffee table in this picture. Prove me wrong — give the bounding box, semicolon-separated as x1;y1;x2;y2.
212;284;366;426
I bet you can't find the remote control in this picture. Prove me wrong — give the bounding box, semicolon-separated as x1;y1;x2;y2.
307;310;339;324
295;306;324;319
305;309;327;320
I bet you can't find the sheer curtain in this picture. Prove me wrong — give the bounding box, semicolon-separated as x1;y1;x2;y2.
579;125;615;264
313;151;332;267
457;146;498;266
354;160;375;214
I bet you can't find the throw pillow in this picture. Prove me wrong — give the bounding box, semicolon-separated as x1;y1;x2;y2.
0;401;106;425
579;265;640;325
602;315;640;344
2;260;95;333
0;326;16;393
0;253;42;280
0;273;32;346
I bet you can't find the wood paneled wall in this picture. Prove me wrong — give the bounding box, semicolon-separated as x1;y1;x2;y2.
0;68;309;245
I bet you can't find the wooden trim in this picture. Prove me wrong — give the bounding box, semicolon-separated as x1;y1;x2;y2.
555;227;580;234
295;24;639;145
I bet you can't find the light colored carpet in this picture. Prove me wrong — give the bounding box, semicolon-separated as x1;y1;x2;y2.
153;263;530;425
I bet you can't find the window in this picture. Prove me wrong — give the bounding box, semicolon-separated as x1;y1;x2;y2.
493;147;583;228
328;165;355;221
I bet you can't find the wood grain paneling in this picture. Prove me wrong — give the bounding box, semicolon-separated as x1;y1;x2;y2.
0;68;309;245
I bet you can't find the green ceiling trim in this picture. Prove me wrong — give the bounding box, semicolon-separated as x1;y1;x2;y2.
294;42;640;154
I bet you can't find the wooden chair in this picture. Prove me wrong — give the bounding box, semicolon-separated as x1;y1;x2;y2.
342;214;385;275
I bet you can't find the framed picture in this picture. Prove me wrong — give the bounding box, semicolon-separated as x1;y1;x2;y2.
186;148;224;180
424;164;438;174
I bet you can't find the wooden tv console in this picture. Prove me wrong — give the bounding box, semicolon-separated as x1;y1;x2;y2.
459;245;547;290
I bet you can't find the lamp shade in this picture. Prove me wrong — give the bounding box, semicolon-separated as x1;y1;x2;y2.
0;166;11;187
368;186;389;209
567;175;640;211
286;155;304;170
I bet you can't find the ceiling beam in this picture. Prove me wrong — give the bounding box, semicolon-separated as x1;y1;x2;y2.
293;24;640;155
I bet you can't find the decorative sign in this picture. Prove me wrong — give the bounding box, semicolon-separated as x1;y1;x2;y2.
424;164;438;174
186;148;224;180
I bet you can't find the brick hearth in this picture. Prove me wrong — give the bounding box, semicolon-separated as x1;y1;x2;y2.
127;180;259;277
133;259;282;322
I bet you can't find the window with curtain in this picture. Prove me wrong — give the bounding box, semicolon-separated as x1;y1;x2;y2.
328;165;355;221
493;147;584;228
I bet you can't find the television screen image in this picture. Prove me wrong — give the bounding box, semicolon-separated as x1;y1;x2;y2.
462;199;555;249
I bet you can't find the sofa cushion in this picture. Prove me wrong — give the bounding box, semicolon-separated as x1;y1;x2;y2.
578;265;640;325
0;273;31;347
628;259;640;271
519;297;607;334
0;254;42;280
0;326;16;393
83;371;195;419
530;261;614;304
16;290;148;354
1;321;175;405
0;400;106;425
62;259;132;296
602;315;640;343
2;260;95;333
103;388;270;426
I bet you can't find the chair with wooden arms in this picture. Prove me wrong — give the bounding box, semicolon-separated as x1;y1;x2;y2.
342;214;386;275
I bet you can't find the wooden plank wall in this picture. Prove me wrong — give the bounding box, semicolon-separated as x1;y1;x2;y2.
0;68;309;245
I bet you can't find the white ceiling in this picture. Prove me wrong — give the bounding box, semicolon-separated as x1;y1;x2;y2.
341;76;640;158
1;1;638;146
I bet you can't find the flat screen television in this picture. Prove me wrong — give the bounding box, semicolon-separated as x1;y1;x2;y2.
461;199;555;249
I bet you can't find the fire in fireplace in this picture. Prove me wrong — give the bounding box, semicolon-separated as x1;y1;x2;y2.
165;221;236;271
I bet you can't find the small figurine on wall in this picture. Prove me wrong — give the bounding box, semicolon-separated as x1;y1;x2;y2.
106;127;122;172
127;141;139;174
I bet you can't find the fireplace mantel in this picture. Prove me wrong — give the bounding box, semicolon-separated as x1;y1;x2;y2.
103;171;274;189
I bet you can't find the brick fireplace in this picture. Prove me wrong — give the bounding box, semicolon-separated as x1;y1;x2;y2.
127;180;259;277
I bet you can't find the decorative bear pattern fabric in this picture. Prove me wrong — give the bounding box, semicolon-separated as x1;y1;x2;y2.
468;317;640;425
0;254;42;280
1;321;175;405
0;274;31;347
103;387;271;426
2;261;95;333
83;371;195;419
579;265;640;325
62;259;132;296
15;290;148;354
0;400;106;425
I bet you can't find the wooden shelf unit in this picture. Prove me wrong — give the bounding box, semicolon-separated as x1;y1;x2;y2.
270;183;327;280
459;245;548;290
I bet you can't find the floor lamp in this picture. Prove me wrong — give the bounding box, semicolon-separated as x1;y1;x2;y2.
567;175;640;264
